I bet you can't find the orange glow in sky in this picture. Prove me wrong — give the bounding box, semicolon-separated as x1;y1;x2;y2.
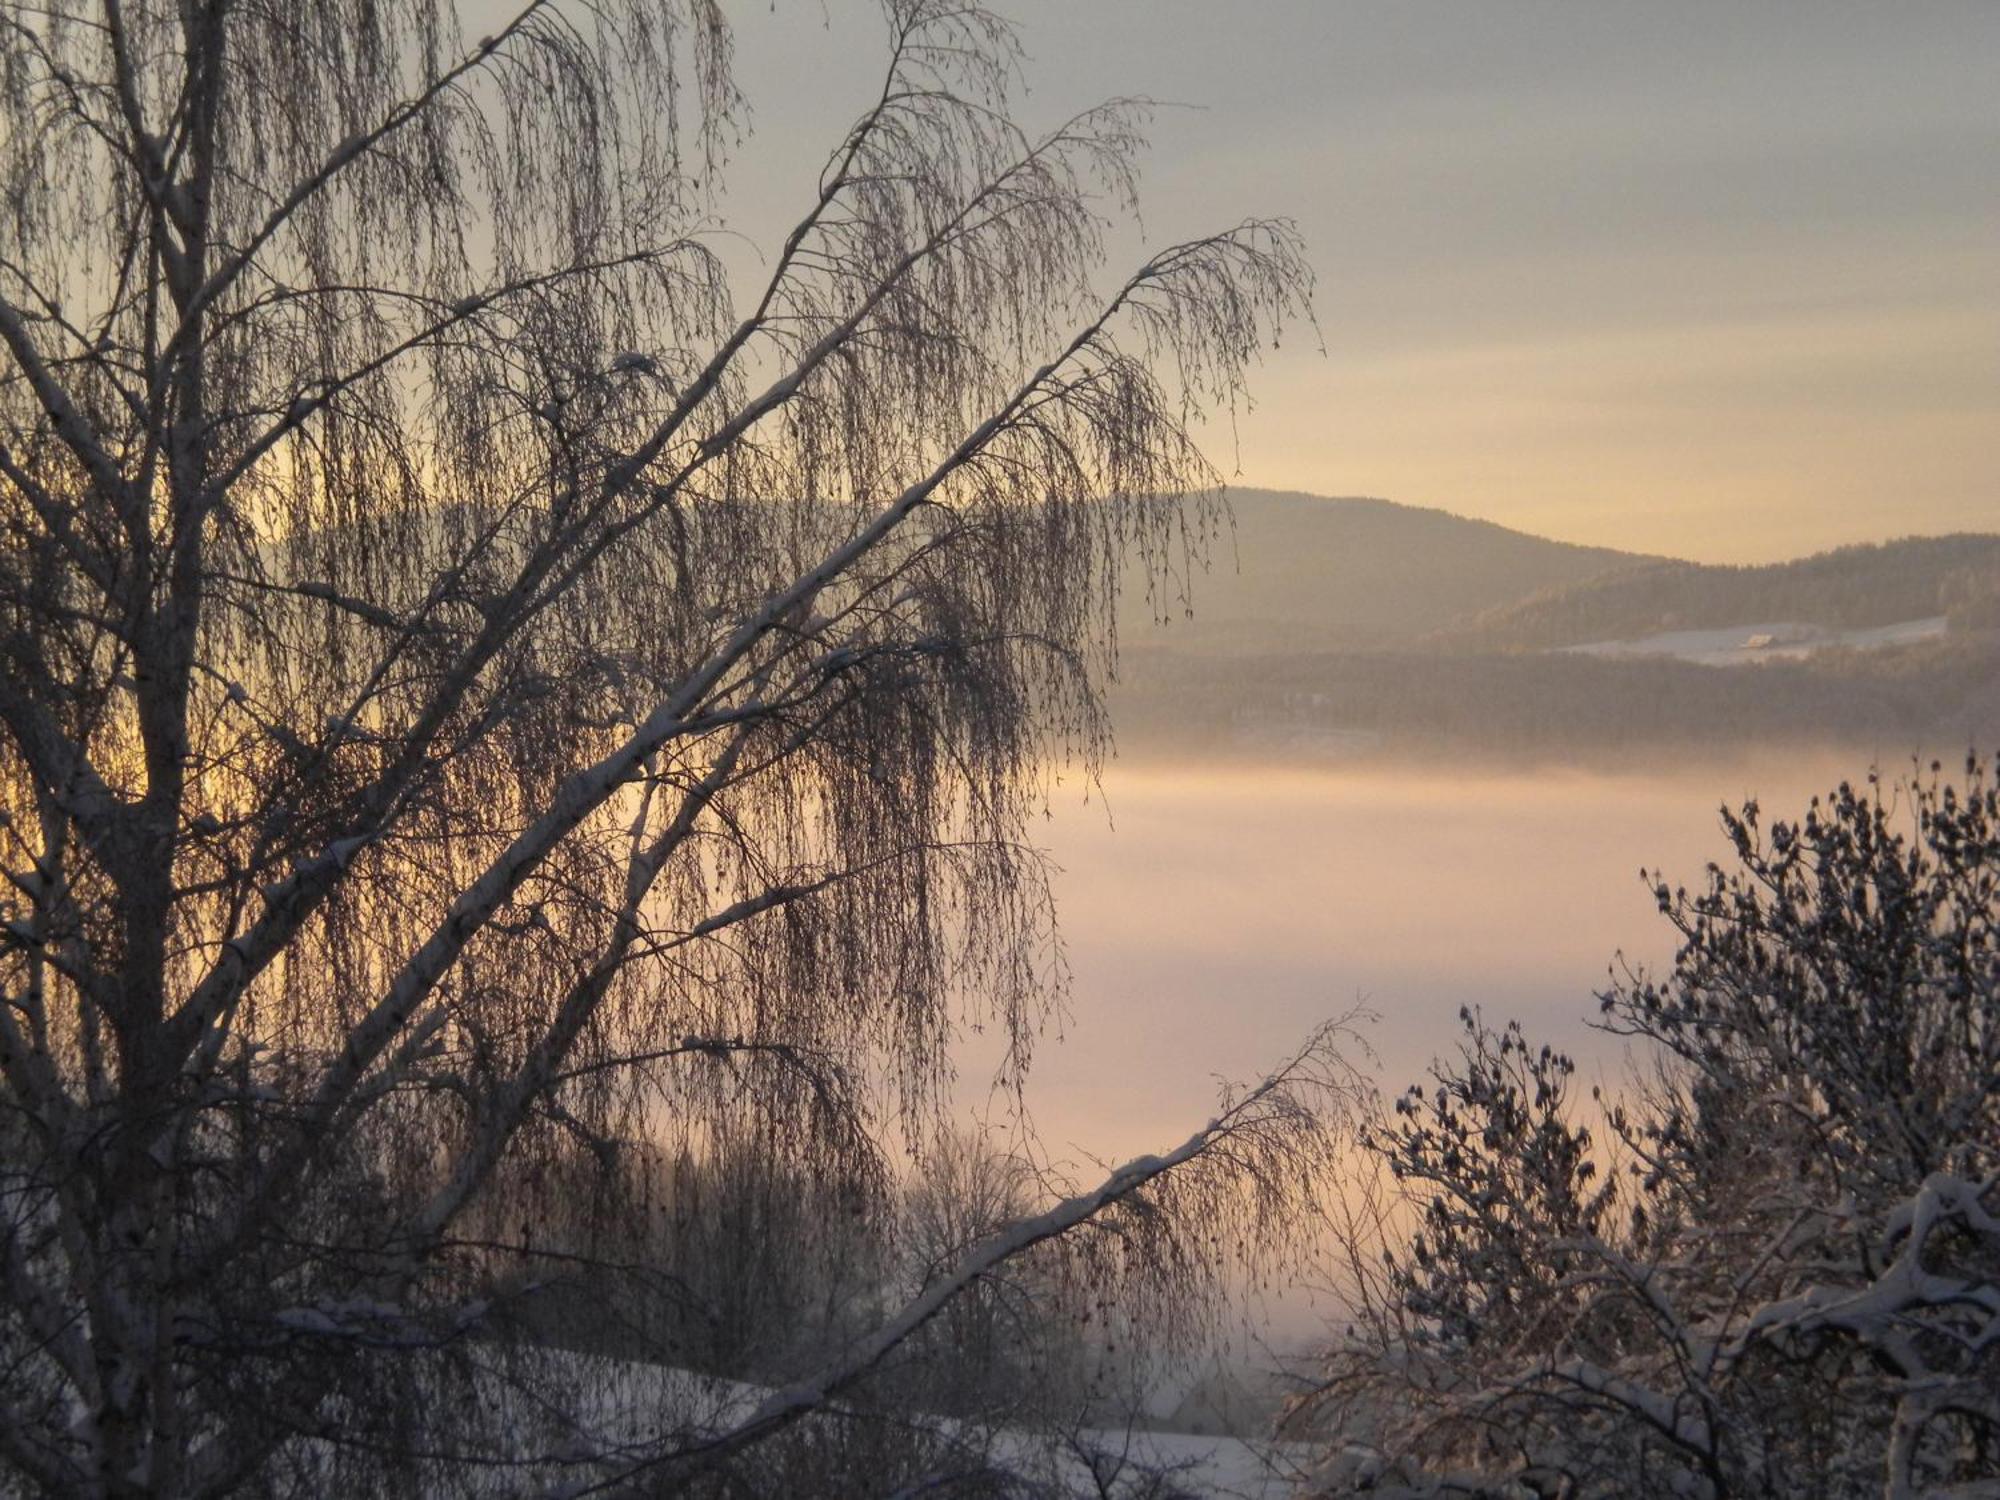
724;1;2000;563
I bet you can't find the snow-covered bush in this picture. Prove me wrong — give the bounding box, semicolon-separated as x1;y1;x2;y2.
1299;756;2000;1498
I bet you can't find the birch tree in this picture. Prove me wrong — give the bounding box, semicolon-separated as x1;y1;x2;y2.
0;2;1333;1494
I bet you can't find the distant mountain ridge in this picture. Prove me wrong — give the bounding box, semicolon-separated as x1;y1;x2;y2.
1111;490;2000;760
1125;491;2000;656
1118;490;1650;653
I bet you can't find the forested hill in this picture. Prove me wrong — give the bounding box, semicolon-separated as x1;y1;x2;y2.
1118;490;1647;652
1439;534;2000;652
1110;493;2000;760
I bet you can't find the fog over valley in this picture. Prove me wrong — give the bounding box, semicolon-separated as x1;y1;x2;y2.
987;751;1857;1163
980;489;1999;1158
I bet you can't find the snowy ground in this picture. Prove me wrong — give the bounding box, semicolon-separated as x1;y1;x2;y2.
1561;616;1946;667
989;1423;1305;1498
518;1354;1305;1498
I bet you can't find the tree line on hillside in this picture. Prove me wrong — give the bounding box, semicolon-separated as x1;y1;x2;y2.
1112;640;2000;760
1440;538;2000;653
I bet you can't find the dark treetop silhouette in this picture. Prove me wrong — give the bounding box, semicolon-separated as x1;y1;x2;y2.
1298;759;2000;1498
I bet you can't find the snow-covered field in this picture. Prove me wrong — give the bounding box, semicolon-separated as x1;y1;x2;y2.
989;1424;1304;1499
1562;615;1946;667
497;1354;1304;1498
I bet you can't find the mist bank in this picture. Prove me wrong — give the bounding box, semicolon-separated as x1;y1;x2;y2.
979;746;1883;1166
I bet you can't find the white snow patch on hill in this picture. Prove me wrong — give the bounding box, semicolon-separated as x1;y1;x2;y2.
1561;616;1946;668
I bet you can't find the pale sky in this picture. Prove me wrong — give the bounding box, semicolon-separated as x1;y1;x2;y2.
721;1;1999;563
